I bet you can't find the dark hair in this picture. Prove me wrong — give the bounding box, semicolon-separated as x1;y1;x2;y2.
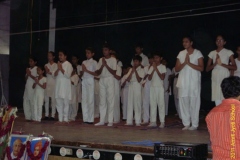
86;47;95;53
59;50;68;56
183;35;193;42
72;54;79;59
29;56;38;63
103;43;111;50
133;55;142;62
37;65;44;71
48;51;55;57
135;42;143;49
110;50;119;59
216;34;226;41
221;76;240;99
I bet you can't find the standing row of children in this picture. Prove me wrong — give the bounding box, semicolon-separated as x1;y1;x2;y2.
23;34;240;130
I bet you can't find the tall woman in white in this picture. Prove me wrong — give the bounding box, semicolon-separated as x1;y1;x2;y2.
44;51;57;120
206;35;236;106
175;36;204;130
54;50;73;124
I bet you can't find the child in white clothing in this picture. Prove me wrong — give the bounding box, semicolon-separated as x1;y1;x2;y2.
69;66;79;121
55;50;73;124
81;47;98;124
72;55;82;106
23;56;38;121
141;55;153;124
33;66;47;122
44;51;57;120
95;43;117;127
125;55;144;126
148;53;166;128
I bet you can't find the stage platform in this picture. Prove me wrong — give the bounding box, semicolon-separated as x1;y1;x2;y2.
13;112;211;159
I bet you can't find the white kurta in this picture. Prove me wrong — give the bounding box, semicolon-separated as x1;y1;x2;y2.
234;58;240;77
33;77;47;121
131;53;149;67
97;57;117;124
55;61;73;100
142;65;151;123
126;66;144;125
208;48;233;101
120;74;129;120
23;66;38;120
148;64;166;123
82;58;97;123
177;49;203;128
69;74;79;120
45;63;57;97
44;62;57;117
23;66;38;100
164;67;172;115
113;65;122;123
177;49;202;97
55;61;73;122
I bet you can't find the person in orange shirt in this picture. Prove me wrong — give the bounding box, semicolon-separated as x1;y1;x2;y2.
206;76;240;160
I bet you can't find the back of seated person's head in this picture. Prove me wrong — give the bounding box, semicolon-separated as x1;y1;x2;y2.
221;76;240;99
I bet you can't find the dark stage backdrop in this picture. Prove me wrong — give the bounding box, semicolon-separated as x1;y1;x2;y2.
10;0;240;111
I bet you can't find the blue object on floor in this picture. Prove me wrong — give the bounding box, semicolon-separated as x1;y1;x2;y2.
122;140;161;147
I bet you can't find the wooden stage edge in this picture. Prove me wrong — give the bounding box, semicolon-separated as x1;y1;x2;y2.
13;112;212;158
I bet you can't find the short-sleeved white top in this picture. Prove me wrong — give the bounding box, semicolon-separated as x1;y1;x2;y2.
97;57;117;78
148;64;166;87
82;58;98;79
126;66;144;83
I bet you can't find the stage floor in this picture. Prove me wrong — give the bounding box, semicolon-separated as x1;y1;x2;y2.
13;111;210;154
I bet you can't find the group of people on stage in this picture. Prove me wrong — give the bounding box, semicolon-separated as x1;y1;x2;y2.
23;34;240;130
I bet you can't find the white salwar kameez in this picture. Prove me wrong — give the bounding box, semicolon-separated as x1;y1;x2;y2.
96;57;117;125
33;77;46;121
55;61;73;122
126;66;144;125
177;49;203;128
44;62;57;118
81;58;97;123
23;66;38;120
148;64;166;124
208;48;233;106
